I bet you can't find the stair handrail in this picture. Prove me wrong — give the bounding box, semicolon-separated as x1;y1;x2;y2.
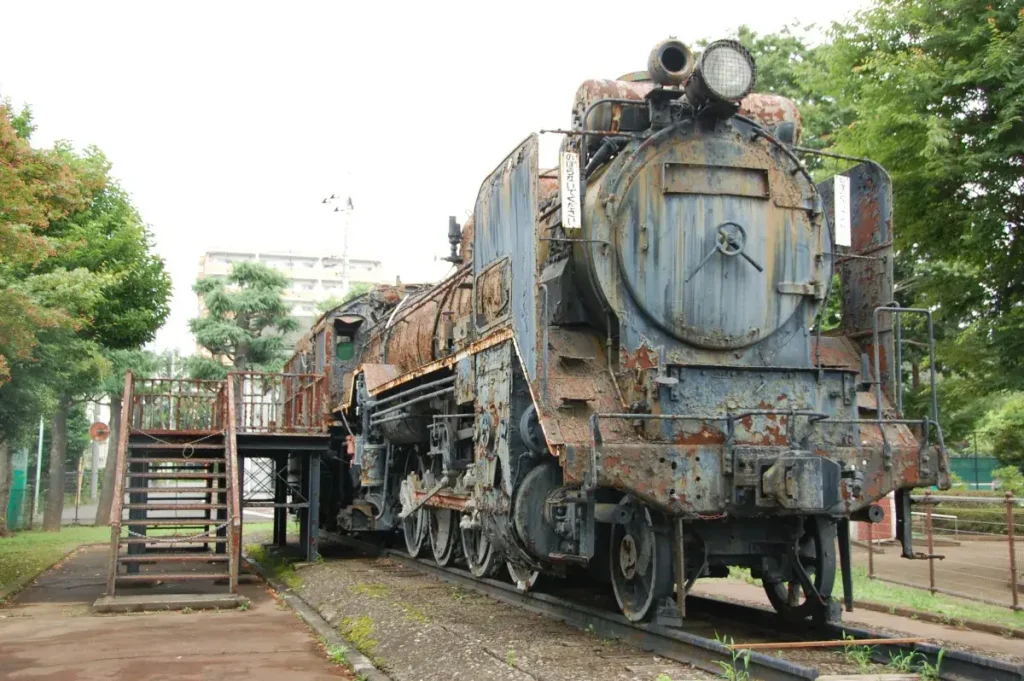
224;375;242;593
105;370;135;596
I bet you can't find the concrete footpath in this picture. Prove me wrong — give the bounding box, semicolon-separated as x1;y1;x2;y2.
0;545;350;680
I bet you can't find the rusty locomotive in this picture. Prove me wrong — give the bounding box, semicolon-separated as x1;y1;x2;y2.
287;38;949;624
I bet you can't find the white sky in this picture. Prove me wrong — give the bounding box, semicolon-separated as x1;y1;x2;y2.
1;0;867;353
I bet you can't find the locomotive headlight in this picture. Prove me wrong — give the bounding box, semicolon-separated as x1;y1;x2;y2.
689;40;757;105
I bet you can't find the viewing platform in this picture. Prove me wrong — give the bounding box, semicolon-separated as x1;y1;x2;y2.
99;371;331;611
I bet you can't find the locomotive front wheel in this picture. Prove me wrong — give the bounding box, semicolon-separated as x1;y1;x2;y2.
506;560;540;592
461;514;500;578
609;500;673;622
429;507;460;566
763;516;837;624
402;454;428;558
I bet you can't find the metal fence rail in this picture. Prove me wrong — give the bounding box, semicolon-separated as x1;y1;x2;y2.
230;371;326;434
129;378;226;432
858;491;1021;611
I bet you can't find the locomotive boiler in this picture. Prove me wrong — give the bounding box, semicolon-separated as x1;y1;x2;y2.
288;37;950;625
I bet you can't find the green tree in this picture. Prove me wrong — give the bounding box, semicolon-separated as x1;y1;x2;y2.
25;155;169;531
189;261;298;378
0;100;104;386
93;348;161;526
822;1;1024;395
316;282;374;314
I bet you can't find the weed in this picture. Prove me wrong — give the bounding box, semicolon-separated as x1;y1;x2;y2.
841;632;875;670
655;675;674;681
238;600;250;611
246;544;302;589
887;650;918;672
584;623;596;635
452;587;466;602
714;635;751;681
340;615;379;660
506;648;517;666
325;644;348;665
918;649;945;681
181;607;194;615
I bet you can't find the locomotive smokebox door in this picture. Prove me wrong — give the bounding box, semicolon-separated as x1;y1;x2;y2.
611;131;825;351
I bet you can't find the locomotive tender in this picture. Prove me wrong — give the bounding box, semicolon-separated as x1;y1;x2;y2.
287;38;950;625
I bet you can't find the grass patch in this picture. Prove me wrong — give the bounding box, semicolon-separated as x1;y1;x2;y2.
400;603;429;623
325;644;348;665
0;525;109;597
725;565;1024;632
245;543;302;589
340;615;379;660
350;582;388;598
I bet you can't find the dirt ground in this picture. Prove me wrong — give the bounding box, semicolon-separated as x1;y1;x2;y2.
0;545;350;680
691;579;1024;662
293;545;715;681
850;538;1023;606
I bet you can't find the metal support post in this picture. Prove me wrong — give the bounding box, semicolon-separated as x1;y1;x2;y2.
925;490;935;594
837;518;853;612
1008;492;1019;611
308;454;320;563
298;455;309;556
867;513;874;578
274;455;288;548
673;517;686;619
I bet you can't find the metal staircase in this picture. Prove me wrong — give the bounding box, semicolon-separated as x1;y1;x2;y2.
102;372;242;606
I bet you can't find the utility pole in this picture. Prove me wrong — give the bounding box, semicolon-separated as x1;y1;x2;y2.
323;182;355;296
33;416;43;521
90;402;99;502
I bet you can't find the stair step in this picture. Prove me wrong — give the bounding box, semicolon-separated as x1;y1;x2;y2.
125;487;223;494
115;573;230;583
127;458;225;465
123;503;227;511
119;553;229;563
130;442;224;450
130;472;226;479
120;536;228;544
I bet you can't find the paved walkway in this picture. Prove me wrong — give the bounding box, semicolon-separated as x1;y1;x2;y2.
0;545;349;680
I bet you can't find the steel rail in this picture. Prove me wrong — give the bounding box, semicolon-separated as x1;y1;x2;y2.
684;595;1024;681
330;535;1023;681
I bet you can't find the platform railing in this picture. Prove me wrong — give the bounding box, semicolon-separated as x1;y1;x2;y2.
229;371;327;434
129;377;227;432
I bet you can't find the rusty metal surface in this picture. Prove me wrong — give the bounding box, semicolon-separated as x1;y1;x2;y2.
129;377;226;432
563;78;802;155
817;163;895;402
367;327;514;397
231;372;327;434
473;135;540;378
362;364;401;393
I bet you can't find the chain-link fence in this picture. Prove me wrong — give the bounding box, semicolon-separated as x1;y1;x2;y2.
853;491;1022;611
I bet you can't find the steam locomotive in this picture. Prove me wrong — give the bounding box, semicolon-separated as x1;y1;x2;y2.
287;38;950;625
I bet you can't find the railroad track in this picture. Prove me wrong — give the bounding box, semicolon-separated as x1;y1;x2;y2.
333;536;1023;681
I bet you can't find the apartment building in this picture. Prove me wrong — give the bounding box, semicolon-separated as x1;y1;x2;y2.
196;249;390;348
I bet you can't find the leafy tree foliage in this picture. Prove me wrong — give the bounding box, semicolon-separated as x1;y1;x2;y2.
734;2;1024;447
189;261;298;377
823;1;1024;392
1;96;171;530
316;282;374;314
